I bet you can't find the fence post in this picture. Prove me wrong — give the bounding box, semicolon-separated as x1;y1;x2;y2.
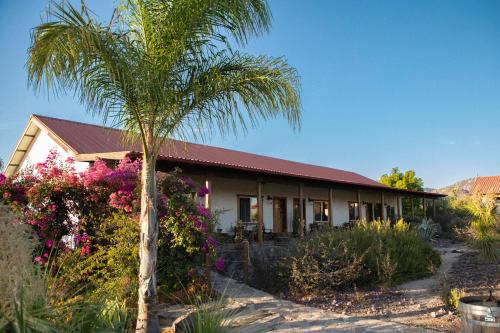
242;240;249;284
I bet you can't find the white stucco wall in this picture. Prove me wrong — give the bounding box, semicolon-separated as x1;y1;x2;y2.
187;174;403;233
19;130;89;173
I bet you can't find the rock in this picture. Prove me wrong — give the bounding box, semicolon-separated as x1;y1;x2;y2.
430;311;437;318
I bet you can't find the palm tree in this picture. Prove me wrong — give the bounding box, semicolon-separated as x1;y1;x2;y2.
27;0;300;331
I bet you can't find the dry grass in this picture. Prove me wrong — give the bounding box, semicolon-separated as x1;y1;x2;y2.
0;205;44;322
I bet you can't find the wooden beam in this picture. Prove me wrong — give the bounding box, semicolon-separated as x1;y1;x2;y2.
299;183;304;237
396;195;401;219
75;151;130;162
423;198;426;218
328;188;333;227
204;179;211;210
411;197;415;220
381;192;386;221
357;190;361;220
257;180;263;245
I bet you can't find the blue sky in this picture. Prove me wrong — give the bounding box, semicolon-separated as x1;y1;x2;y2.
1;0;500;188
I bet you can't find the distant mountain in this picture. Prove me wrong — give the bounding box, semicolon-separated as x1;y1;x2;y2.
433;178;476;197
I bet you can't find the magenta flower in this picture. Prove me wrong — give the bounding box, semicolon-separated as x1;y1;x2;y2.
207;236;217;248
215;258;225;271
46;239;54;248
196;204;211;218
0;173;6;184
197;186;209;197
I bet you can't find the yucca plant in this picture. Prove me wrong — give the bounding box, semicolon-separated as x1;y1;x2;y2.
177;293;239;333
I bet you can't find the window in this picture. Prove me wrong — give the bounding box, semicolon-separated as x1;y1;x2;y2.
348;202;359;221
238;196;258;222
313;201;329;222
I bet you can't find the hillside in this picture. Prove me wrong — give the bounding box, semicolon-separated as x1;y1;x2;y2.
433;177;476;197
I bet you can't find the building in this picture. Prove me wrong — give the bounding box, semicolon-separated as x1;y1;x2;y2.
471;176;500;213
5;115;445;238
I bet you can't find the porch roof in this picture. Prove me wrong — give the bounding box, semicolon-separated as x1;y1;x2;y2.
7;115;445;198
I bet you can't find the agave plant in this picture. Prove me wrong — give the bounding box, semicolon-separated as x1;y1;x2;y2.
416;217;438;241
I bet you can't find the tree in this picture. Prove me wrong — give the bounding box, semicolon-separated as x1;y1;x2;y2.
0;158;3;171
27;1;300;331
380;167;424;220
380;167;423;191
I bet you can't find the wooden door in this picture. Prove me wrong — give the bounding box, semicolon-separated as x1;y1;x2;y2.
273;197;287;233
365;203;373;221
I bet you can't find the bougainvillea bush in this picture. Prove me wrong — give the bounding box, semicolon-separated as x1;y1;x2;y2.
157;169;221;293
0;151;222;304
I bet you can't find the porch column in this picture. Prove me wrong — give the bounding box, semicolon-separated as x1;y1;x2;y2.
396;195;400;219
423;198;426;218
328;188;334;227
411;197;415;220
357;190;361;220
204;179;211;210
381;192;386;221
257;180;263;245
299;183;304;237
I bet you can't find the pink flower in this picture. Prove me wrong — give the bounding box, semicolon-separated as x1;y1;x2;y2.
0;173;6;184
46;239;54;248
34;256;45;265
42;252;49;258
3;192;10;200
215;258;225;271
200;243;209;253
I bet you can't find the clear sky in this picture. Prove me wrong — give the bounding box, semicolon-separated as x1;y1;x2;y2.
1;0;500;188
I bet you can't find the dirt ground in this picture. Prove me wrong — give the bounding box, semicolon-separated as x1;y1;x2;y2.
290;240;499;333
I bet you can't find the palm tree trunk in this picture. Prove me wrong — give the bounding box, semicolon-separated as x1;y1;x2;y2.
136;154;160;333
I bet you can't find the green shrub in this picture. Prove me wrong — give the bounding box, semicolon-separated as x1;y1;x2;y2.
58;212;140;305
469;220;499;262
0;206;131;332
440;276;465;312
286;220;441;295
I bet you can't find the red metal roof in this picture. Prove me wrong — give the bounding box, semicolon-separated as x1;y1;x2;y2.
471;176;500;195
33;115;444;196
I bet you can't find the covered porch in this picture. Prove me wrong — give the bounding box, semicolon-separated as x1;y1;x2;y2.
156;159;445;244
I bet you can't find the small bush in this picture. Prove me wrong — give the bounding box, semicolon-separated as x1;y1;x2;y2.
286;220;441;295
440;277;465;312
469;220;499;262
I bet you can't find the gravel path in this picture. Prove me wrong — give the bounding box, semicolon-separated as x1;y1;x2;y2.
211;273;441;333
